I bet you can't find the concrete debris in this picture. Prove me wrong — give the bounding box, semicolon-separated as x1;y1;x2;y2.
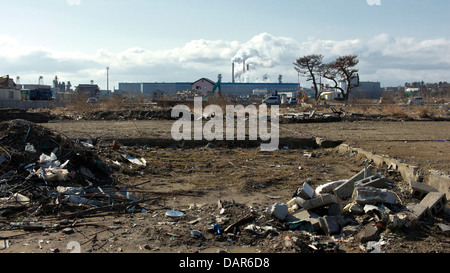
267;202;288;221
409;181;439;200
352;186;399;205
333;166;372;200
437;223;450;232
260;163;449;253
315;180;347;196
244;224;278;236
293;181;316;200
419;192;447;215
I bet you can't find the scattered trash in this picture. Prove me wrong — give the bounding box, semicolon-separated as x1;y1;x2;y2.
126;156;147;166
25;143;36;153
244;224;277;236
165;210;185;218
213;224;222;235
284;220;314;232
190;230;202;238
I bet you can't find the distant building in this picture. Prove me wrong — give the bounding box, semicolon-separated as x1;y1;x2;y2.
0;76;20;101
76;84;100;97
405;87;419;95
340;81;382;99
0;89;20;101
117;80;299;97
192;78;215;96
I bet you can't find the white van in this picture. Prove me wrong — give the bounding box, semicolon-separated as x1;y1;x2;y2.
407;97;424;105
262;96;280;105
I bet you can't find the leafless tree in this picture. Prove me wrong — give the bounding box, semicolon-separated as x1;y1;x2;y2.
333;55;359;100
293;54;323;100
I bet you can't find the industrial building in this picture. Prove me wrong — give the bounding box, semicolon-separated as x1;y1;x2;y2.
350;81;382;99
117;79;300;97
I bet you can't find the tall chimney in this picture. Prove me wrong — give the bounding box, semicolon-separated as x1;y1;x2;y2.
232;62;235;83
243;60;245;72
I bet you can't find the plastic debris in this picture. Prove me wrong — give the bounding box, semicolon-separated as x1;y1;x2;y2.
165;210;185;218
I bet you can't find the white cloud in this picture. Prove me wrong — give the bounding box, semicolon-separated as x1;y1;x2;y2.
1;33;449;89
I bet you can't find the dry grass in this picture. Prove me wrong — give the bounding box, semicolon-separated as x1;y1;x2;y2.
382;105;409;118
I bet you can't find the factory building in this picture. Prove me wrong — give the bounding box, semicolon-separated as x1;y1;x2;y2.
118;80;299;97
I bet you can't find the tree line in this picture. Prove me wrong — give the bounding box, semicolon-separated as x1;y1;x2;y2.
294;54;359;100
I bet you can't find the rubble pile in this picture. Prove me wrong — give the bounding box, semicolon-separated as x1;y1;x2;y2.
137;165;449;253
260;165;449;252
78;109;174;121
0;120;145;222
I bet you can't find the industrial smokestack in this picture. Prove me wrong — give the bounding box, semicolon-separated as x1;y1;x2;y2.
243;60;245;72
232;62;235;83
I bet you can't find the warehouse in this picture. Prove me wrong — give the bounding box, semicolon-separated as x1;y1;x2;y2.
118;80;299;97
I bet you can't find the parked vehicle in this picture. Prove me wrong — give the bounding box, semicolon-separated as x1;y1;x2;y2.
407;96;424;105
262;96;280;105
86;97;98;103
288;97;297;104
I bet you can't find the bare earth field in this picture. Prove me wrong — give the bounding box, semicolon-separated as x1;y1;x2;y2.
1;112;449;257
42;119;450;173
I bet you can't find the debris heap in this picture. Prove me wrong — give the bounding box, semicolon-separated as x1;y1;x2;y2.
0;120;141;221
263;165;448;252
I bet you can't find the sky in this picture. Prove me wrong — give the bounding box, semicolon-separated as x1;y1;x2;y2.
1;0;450;90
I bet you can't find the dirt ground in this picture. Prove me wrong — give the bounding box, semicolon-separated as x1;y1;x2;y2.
0;108;449;254
42;118;450;173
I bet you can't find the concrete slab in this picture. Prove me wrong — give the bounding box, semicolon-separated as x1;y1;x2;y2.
352;186;398;205
420;192;447;215
295;181;315;200
319;215;345;235
302;193;338;210
334;166;373;200
354;173;387;188
410;181;438;200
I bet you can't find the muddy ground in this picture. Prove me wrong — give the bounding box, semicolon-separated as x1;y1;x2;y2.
0;108;449;254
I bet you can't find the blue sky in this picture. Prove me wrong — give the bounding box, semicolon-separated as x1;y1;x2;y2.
1;0;449;89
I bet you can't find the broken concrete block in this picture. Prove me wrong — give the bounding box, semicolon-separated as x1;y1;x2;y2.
267;202;288;221
328;202;342;216
357;224;383;243
318;215;345;235
354;173;387;189
412;203;430;220
334;166;372;200
294;181;315;200
315;180;347;196
301;193;338;210
352;186;398;205
428;169;450;198
410;181;438;200
437;223;450;232
419;192;447;215
286;197;305;210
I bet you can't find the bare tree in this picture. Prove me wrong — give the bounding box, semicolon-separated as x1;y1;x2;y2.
294;54;323;100
333;55;359;100
320;61;343;99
